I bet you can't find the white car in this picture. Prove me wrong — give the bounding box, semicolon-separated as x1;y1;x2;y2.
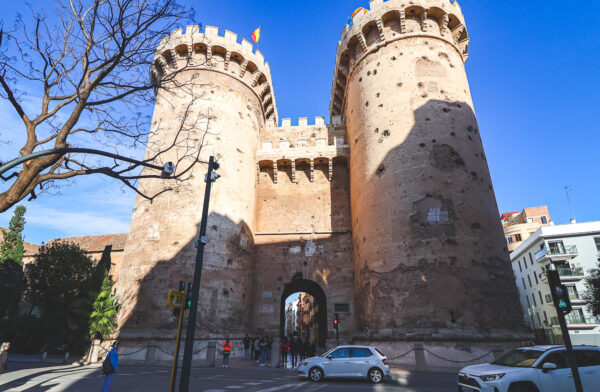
458;345;600;392
297;345;391;383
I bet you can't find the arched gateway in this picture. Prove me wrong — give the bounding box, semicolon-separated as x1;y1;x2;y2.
280;278;327;347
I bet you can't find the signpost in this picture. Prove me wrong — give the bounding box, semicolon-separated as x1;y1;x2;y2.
167;283;187;392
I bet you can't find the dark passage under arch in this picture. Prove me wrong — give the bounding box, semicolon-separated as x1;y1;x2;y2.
280;278;328;347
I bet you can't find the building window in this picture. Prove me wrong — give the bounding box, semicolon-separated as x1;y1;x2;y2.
541;216;548;224
567;286;579;300
518;260;522;272
529;253;534;265
515;234;522;242
526;218;534;223
522;277;526;290
507;237;514;244
539;291;544;304
524;258;528;269
566;309;586;324
534;272;539;285
526;296;531;307
532;293;537;306
545;294;553;303
543;311;548;324
527;275;532;288
536;313;542;327
548;241;565;254
594;237;600;252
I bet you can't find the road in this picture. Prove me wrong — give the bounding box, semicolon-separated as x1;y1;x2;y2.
0;360;458;391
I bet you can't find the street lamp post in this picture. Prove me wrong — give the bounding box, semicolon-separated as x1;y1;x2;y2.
179;156;219;392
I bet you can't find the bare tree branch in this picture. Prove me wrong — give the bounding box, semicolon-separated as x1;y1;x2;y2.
0;0;211;212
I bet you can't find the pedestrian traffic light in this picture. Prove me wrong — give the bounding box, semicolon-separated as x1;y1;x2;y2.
555;285;573;315
185;283;193;310
333;313;339;330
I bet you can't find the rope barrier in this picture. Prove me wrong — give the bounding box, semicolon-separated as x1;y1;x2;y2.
388;349;415;361
423;348;494;364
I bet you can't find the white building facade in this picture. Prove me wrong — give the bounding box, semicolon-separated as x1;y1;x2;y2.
510;221;600;346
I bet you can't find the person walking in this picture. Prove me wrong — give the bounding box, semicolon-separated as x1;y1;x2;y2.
243;334;251;360
258;337;267;367
280;338;290;369
290;334;301;368
101;341;119;392
253;338;260;362
221;338;233;368
266;336;272;362
0;342;10;375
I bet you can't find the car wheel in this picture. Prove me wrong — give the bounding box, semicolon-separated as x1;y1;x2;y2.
309;367;323;382
368;367;384;383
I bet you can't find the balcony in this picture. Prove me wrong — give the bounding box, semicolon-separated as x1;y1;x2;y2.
535;245;578;263
557;267;585;281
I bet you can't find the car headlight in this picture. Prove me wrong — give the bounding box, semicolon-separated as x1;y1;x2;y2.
480;373;505;382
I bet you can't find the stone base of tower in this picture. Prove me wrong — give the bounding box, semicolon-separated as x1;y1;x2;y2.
354;331;533;370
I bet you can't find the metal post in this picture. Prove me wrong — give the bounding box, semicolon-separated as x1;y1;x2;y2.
169;291;186;392
547;270;584;392
179;156;216;392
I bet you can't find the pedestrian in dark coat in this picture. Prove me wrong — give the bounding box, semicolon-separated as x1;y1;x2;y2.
0;342;9;375
290;335;302;368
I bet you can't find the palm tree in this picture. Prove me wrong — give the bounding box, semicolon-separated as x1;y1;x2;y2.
89;273;121;341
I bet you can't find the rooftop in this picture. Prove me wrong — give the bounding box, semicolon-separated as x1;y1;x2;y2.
510;221;600;260
0;227;40;257
45;233;128;253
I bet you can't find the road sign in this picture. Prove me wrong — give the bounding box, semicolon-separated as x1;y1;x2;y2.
167;290;184;309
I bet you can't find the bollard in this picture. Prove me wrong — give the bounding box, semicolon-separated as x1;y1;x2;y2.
206;341;217;367
63;352;70;364
271;338;280;368
89;339;101;364
414;343;426;371
145;345;156;364
492;344;504;360
41;351;47;362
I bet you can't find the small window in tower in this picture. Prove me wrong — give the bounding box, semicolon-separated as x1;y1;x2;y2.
515;234;523;242
297;139;307;147
541;216;548;224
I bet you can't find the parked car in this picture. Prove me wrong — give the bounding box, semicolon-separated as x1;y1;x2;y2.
297;345;390;383
458;345;600;392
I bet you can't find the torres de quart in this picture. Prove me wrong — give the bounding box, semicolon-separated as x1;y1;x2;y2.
114;0;530;366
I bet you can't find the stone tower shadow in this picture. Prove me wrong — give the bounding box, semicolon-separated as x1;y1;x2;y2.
352;99;528;342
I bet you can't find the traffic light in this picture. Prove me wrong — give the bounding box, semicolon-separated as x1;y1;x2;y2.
185;283;193;310
547;269;573;316
555;285;573;315
333;313;339;330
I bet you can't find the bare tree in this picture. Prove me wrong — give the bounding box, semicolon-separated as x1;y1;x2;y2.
0;0;211;212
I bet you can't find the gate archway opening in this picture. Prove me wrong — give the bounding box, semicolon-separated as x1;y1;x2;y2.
280;278;327;348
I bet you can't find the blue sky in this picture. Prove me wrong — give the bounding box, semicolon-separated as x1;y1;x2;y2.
1;0;599;245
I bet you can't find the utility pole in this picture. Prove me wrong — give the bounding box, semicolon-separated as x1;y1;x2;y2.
168;283;187;392
547;269;583;392
179;156;220;392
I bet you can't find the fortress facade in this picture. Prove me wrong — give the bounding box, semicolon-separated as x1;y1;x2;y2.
115;0;530;365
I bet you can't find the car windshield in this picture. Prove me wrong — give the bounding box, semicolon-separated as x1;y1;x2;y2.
491;348;545;368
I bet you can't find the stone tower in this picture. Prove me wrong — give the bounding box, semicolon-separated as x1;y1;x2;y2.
115;25;277;346
330;0;528;352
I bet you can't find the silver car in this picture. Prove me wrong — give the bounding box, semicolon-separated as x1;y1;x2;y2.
297;345;391;383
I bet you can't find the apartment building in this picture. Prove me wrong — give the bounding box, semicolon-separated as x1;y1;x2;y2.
510;221;600;345
502;206;552;252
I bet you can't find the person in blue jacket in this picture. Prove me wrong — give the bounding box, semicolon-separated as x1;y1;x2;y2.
101;341;119;392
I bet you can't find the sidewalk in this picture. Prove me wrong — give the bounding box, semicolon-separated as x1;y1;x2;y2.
7;353;82;365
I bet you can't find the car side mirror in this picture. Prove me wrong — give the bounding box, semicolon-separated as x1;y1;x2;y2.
327;355;333;360
542;362;558;372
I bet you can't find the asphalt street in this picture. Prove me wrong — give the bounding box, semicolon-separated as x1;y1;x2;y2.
0;361;458;392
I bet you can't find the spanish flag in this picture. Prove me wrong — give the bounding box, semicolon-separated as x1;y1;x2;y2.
351;7;368;19
251;26;261;44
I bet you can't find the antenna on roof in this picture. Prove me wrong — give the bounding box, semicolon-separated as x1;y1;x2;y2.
565;186;576;224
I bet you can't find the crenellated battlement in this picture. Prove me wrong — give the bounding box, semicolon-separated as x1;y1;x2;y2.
153;25;278;122
330;0;469;118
